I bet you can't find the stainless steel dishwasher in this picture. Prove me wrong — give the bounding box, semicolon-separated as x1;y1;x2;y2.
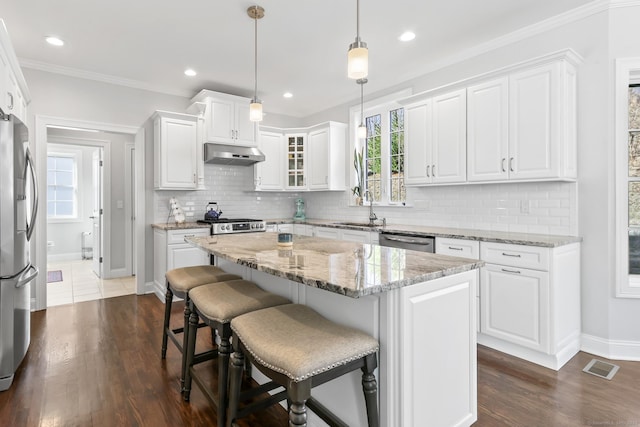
378;231;435;253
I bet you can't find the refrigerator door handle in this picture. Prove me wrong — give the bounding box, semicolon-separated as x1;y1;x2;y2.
25;147;38;241
16;264;38;289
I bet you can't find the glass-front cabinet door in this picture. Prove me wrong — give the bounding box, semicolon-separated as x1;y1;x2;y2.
286;134;306;189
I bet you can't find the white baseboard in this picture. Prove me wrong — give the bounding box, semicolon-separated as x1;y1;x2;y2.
30;298;37;312
144;280;155;296
581;333;640;361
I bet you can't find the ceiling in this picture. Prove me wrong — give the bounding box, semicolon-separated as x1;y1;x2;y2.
2;0;593;118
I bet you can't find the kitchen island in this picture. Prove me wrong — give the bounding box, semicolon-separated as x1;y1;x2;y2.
186;232;483;427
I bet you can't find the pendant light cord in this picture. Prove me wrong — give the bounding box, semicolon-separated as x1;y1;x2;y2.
254;6;258;99
360;80;364;126
356;0;360;41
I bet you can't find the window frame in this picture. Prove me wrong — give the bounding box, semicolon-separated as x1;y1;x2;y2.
615;58;640;298
349;89;411;207
46;146;83;223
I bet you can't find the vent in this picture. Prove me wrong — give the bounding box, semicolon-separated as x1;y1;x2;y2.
583;359;619;380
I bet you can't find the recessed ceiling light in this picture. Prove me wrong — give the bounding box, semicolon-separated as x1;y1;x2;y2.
184;69;197;77
283;92;293;98
45;36;64;46
399;31;416;42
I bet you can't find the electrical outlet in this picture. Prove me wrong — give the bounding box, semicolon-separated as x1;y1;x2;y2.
520;200;530;214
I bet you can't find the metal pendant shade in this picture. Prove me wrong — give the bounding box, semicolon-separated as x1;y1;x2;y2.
249;5;264;122
348;0;368;79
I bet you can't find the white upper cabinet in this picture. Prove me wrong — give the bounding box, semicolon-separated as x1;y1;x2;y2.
153;111;198;190
190;89;257;147
404;88;466;185
467;78;510;182
256;122;347;192
432;89;467;183
403;50;579;186
307;122;346;191
255;130;284;190
508;61;576;180
404;101;432;185
0;21;30;123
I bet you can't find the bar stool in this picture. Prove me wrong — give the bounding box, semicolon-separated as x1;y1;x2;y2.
183;279;290;427
227;303;380;427
161;265;241;391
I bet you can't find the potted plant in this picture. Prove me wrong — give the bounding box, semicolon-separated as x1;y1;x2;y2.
352;148;365;205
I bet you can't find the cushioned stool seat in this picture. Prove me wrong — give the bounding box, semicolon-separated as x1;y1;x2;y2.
161;265;241;393
184;280;290;427
228;303;380;427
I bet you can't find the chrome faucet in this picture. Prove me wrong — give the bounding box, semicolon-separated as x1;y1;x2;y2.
364;190;378;226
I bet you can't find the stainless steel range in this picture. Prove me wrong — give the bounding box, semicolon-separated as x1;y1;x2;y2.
197;218;266;235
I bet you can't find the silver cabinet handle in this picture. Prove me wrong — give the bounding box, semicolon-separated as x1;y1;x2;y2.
501;158;506;172
509;157;514;172
502;252;521;257
426;165;430;177
7;92;14;110
501;268;521;274
448;246;463;251
432;164;436;177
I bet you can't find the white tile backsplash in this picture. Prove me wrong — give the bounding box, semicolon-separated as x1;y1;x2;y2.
154;165;577;236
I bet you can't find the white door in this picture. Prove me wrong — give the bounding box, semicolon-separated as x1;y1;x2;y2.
91;150;103;278
234;102;256;146
206;98;234;143
255;131;284;190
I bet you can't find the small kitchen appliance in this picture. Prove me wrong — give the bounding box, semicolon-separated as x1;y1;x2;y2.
204;202;223;221
293;198;306;221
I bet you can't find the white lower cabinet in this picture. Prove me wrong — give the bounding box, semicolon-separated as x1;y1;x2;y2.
481;263;549;352
153;228;210;301
312;226;376;244
477;241;580;370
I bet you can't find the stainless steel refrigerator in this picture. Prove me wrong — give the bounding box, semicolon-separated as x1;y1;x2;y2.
0;111;38;391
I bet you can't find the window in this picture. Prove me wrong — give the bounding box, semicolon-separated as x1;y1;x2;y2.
615;59;640;297
362;103;406;205
47;154;78;219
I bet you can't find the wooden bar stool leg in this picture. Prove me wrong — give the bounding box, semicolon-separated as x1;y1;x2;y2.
180;294;192;390
161;285;173;359
183;310;199;401
361;353;379;427
227;349;245;427
288;380;311;427
217;324;232;427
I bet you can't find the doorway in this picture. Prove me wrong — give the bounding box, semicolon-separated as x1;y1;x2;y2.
34;117;145;310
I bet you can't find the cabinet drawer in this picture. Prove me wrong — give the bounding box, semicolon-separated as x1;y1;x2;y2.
436;237;480;259
480;242;549;271
167;228;209;244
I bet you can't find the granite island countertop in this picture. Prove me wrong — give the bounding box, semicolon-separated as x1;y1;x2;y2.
151;222;210;231
186;232;483;298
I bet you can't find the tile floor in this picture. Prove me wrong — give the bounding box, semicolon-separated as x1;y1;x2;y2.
46;260;136;307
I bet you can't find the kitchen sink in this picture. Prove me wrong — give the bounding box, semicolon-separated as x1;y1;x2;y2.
335;222;379;228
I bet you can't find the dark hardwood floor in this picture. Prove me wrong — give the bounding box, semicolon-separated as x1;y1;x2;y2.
1;294;639;426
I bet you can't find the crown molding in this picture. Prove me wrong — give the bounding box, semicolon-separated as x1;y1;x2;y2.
18;58;193;99
610;0;640;8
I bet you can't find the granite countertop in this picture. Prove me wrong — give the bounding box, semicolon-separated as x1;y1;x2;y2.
185;232;483;298
151;222;210;231
266;218;581;248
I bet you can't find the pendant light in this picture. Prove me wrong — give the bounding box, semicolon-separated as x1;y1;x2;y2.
348;0;368;79
357;78;367;139
248;5;264;122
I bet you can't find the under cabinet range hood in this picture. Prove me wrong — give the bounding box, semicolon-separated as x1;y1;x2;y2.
204;143;265;166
